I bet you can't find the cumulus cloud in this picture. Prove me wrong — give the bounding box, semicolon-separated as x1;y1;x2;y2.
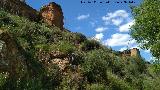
119;47;127;51
94;33;104;40
102;10;129;20
104;33;136;47
95;27;107;33
111;18;123;26
119;20;135;32
77;14;90;20
102;10;129;26
119;42;141;51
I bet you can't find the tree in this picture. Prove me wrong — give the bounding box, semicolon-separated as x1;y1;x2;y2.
131;0;160;59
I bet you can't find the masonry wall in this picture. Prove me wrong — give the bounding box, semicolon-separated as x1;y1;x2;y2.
131;48;140;57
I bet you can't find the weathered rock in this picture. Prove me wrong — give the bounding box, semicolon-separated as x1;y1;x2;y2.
50;51;67;59
0;0;38;21
0;0;64;29
0;30;26;76
40;2;64;30
51;58;69;71
0;30;43;77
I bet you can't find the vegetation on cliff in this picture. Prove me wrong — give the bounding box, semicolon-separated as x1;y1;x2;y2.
0;0;160;89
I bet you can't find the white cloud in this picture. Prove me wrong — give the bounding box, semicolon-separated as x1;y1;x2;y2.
77;14;90;20
102;10;129;26
119;20;135;32
111;18;123;26
104;33;136;47
102;10;129;20
95;27;107;33
93;33;104;41
90;20;98;27
130;44;138;48
119;47;127;51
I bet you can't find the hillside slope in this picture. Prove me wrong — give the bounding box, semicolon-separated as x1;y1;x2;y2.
0;1;160;90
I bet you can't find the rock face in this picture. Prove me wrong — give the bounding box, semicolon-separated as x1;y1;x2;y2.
0;30;43;76
0;0;64;29
0;30;26;76
0;0;38;21
40;2;64;30
37;50;69;71
51;58;69;71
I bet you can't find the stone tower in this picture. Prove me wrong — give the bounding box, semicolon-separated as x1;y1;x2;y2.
130;48;140;57
121;48;140;57
40;2;64;30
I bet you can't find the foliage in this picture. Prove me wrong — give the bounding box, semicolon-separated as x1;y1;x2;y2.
86;84;106;90
0;73;8;88
81;49;110;83
80;39;100;51
131;0;160;58
50;41;76;54
0;7;160;90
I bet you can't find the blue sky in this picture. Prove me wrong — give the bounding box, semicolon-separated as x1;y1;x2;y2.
26;0;152;61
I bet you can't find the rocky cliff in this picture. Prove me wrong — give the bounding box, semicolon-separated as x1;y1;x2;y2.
0;0;38;21
0;0;64;29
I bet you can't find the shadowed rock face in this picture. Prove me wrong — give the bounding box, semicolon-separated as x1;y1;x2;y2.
0;30;26;76
0;0;38;21
0;30;44;77
40;2;64;30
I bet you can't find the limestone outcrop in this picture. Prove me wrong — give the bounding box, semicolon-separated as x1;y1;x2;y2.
40;2;64;29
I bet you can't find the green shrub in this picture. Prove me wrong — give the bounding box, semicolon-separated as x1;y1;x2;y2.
0;73;8;88
50;41;76;54
80;40;100;51
107;71;134;90
86;84;106;90
81;49;110;83
73;32;87;44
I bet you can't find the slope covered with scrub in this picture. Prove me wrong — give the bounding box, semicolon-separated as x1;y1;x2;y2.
0;3;160;90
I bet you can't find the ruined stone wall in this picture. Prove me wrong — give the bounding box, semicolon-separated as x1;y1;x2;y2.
131;48;140;57
121;50;131;57
0;0;38;21
121;48;140;57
